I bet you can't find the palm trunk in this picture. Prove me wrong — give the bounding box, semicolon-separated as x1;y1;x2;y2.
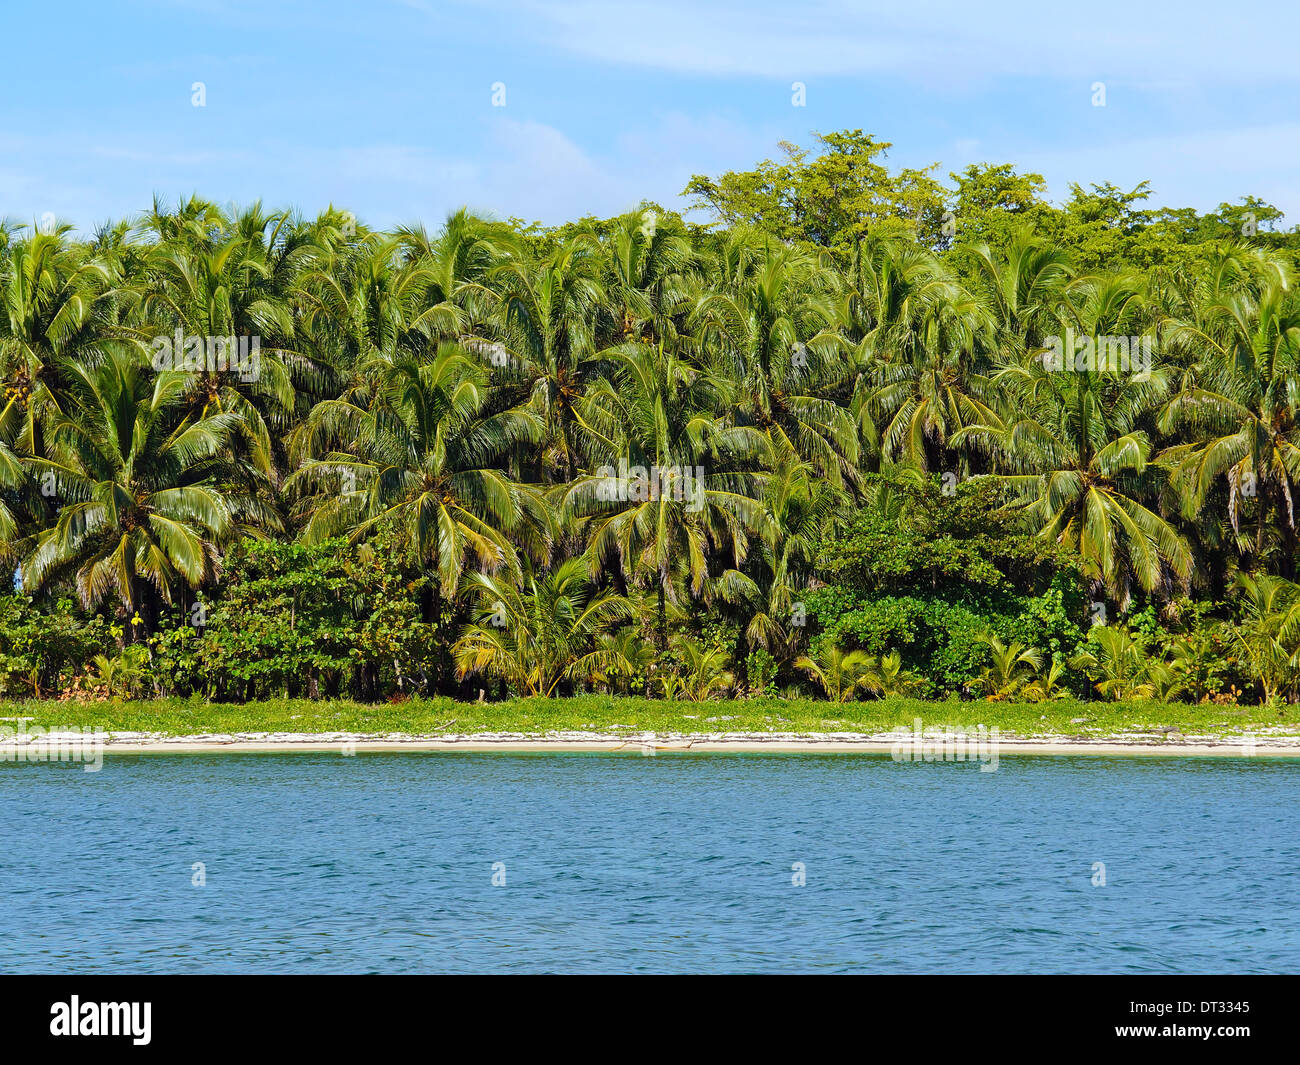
431;576;445;693
656;581;667;652
1281;486;1297;580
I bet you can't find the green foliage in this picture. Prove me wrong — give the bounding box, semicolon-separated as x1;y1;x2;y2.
3;138;1300;709
805;472;1089;695
147;536;435;701
684;131;947;249
743;647;778;697
0;594;109;697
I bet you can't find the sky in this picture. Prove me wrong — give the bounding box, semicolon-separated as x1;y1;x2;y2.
2;0;1298;233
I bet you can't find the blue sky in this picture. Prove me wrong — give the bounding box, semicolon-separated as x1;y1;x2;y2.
2;0;1298;233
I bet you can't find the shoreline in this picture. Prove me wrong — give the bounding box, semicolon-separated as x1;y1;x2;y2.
4;729;1299;757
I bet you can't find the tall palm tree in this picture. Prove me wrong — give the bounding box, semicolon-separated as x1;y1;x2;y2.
395;208;517;342
838;238;974;467
967;231;1073;356
953;355;1190;603
1159;277;1300;570
493;235;608;482
0;227;117;455
867;282;999;472
558;340;771;647
0;438;23;561
136;207;312;481
288;344;549;642
600;208;696;345
710;453;840;669
692;241;858;486
21;349;241;620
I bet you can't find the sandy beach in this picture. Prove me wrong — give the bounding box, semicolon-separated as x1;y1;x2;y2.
5;728;1297;757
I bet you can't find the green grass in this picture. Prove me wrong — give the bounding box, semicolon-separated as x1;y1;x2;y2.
0;695;1294;739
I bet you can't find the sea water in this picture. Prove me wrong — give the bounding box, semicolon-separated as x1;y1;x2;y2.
2;752;1296;973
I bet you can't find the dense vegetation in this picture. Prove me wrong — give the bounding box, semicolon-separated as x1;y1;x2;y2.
5;130;1300;708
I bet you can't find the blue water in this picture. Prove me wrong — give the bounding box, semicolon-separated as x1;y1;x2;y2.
2;752;1297;973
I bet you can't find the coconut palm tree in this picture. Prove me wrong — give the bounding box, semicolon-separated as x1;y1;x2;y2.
692;241;858;485
557;339;771;648
1158;277;1300;571
866;649;925;697
21;349;242;621
839;239;978;469
953;359;1190;603
1020;656;1070;702
0;227;117;455
288;344;550;643
0;438;24;562
599;208;696;346
868;300;1000;472
709;453;841;671
492;235;608;482
796;642;881;702
136;207;314;482
394;208;517;343
967;232;1073;355
452;557;632;697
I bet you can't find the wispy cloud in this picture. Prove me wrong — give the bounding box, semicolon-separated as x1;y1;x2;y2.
506;0;1300;83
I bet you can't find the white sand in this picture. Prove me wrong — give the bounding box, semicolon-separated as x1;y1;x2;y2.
4;729;1296;757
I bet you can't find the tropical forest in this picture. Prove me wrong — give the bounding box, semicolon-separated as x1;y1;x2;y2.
4;130;1300;710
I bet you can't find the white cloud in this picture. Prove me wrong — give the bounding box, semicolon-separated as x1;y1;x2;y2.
506;0;1300;84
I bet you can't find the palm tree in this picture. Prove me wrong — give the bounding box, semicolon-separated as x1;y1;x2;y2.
796;642;880;702
664;634;735;701
21;349;241;621
692;241;859;485
0;226;116;455
136;205;314;482
972;633;1043;700
0;438;25;566
1069;625;1159;701
600;208;695;345
394;208;517;342
840;239;984;470
557;340;771;648
967;232;1073;355
1231;572;1300;703
1021;656;1070;702
453;557;632;697
868;311;1000;471
288;344;549;645
1159;277;1300;571
493;235;607;482
953;359;1190;603
865;649;925;697
594;625;657;695
295;231;438;406
709;454;840;672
